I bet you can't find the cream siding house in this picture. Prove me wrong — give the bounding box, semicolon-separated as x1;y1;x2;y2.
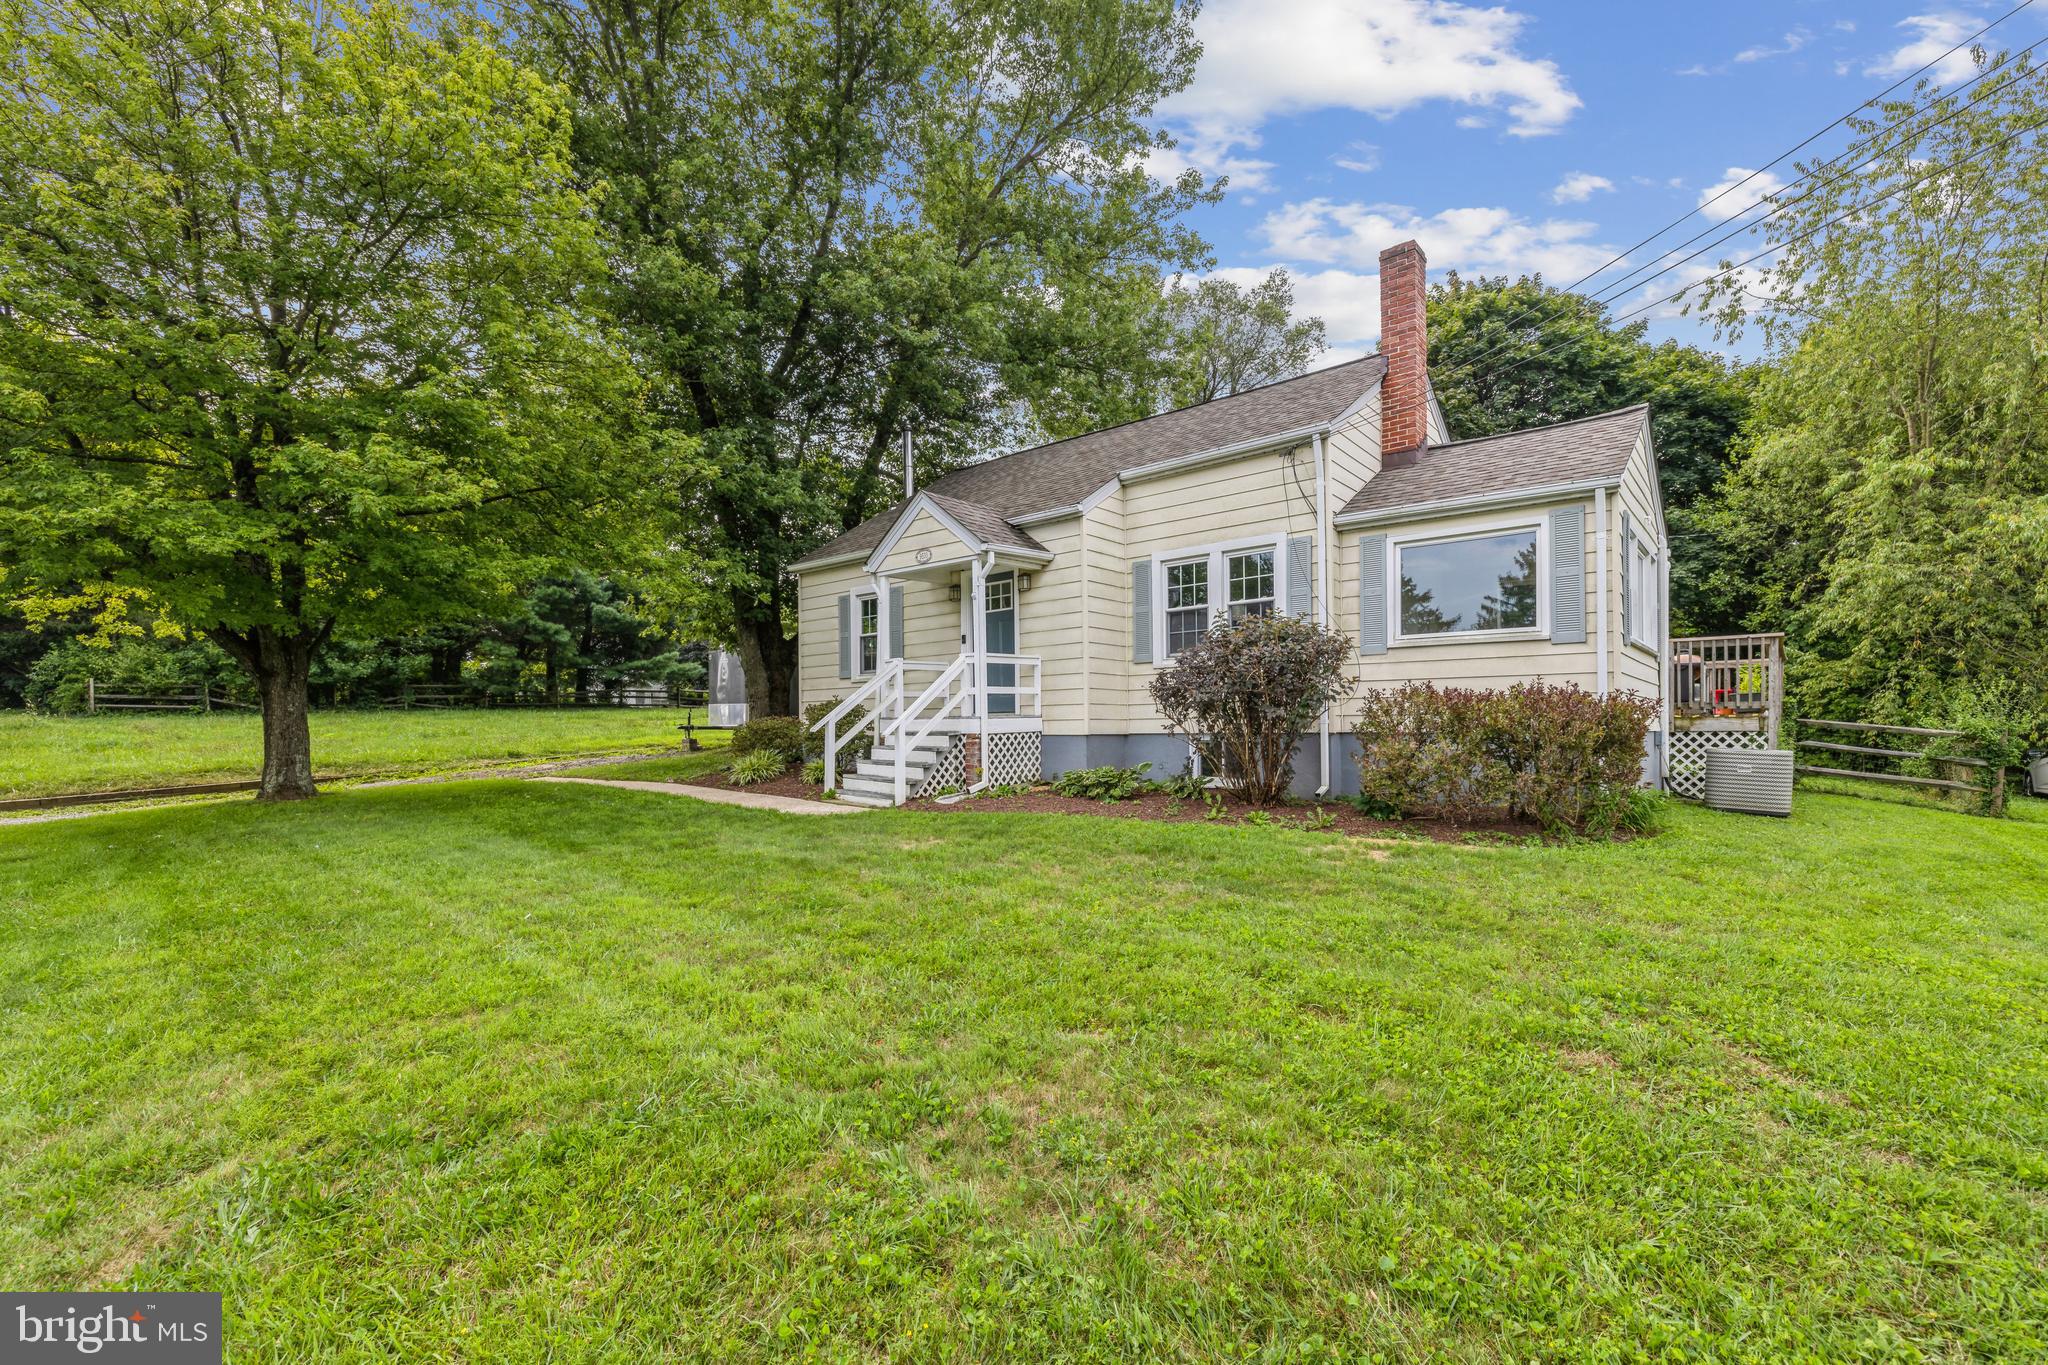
792;241;1671;806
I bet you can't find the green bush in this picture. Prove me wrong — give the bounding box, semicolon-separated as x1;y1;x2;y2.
1051;762;1152;801
25;636;244;713
731;716;806;764
802;698;872;773
800;759;826;786
1353;682;1658;837
729;749;790;785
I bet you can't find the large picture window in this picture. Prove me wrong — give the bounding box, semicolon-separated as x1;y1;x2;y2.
1394;525;1541;641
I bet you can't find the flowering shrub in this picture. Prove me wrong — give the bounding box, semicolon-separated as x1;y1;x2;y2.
1353;682;1657;836
1150;615;1354;807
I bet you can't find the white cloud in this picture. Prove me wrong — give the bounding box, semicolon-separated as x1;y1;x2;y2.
1199;265;1385;350
1333;141;1382;174
1551;171;1614;204
1675;63;1719;77
1153;0;1580;192
1696;167;1788;221
1865;13;1984;84
1626;260;1784;322
1257;199;1616;283
1735;27;1812;63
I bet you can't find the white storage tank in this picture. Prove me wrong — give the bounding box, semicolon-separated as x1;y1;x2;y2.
1704;748;1795;816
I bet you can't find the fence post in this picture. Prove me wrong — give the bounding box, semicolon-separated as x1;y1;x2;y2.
87;677;96;715
201;683;212;713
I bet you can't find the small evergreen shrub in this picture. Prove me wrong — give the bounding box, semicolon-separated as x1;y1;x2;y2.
729;749;790;785
1051;762;1153;801
731;716;806;764
1353;682;1657;837
1150;615;1354;807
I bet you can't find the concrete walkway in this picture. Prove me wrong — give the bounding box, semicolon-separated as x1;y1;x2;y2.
534;775;861;815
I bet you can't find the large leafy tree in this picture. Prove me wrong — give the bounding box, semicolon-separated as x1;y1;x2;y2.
0;0;640;797
1427;274;1754;632
1161;268;1327;408
514;0;1212;713
1700;56;2048;722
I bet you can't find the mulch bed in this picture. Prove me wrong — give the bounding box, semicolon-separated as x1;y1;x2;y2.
903;787;1539;843
686;766;1540;843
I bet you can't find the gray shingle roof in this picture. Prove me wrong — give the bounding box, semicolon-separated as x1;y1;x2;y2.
1339;404;1649;520
793;356;1387;567
922;492;1046;554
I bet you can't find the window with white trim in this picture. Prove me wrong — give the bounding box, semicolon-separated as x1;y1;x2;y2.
1164;558;1209;656
1628;537;1658;649
1156;537;1286;657
1226;548;1275;622
857;593;879;673
1393;524;1542;641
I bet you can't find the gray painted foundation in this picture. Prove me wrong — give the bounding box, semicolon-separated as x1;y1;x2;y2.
1043;729;1666;795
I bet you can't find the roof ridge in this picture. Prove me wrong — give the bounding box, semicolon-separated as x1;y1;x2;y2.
928;354;1385;484
1427;403;1649;453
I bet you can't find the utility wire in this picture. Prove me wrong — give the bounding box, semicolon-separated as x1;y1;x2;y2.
1426;0;2039;373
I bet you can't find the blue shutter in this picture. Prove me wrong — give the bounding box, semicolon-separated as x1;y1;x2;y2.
1619;510;1635;643
837;595;854;678
1286;536;1313;618
888;584;905;660
1549;506;1586;644
1131;559;1154;664
1358;535;1388;655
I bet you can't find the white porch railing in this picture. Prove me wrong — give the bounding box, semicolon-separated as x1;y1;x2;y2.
809;652;1042;797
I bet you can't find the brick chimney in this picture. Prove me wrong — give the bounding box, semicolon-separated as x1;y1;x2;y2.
1378;240;1428;467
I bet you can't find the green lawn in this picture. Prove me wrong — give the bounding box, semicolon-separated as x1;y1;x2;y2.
2;785;2044;1360
0;709;724;798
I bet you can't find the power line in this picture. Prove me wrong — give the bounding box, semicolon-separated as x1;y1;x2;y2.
1460;112;2048;396
1433;51;2047;392
1426;0;2039;375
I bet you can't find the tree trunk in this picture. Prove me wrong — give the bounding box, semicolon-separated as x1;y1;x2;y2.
252;634;317;801
735;612;798;716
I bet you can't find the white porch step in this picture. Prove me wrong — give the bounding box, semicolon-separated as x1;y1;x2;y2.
831;787;894;808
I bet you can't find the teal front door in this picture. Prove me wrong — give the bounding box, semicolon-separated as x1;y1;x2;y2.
985;572;1017;715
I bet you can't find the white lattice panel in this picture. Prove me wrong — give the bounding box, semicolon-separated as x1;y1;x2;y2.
914;737;965;798
1669;729;1773;800
985;732;1041;788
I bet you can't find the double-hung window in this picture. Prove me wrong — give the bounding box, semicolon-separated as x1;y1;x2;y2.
1226;548;1275;621
1164;558;1209;655
1392;523;1542;642
1158;539;1285;657
857;594;879;673
1628;538;1659;649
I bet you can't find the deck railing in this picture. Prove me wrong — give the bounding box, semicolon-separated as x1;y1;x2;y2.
1671;632;1784;737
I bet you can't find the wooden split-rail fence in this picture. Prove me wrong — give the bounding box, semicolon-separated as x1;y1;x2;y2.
1793;718;2005;814
84;680;254;714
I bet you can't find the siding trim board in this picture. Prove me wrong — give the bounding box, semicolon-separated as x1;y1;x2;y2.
1334;476;1621;530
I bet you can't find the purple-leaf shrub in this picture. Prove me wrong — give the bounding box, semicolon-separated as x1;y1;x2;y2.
1149;615;1354;807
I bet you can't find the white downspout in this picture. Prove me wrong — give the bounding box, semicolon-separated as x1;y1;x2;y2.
1313;432;1332;797
1593;487;1610;699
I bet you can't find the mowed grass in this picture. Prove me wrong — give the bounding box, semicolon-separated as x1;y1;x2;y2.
0;709;723;798
1;786;2044;1361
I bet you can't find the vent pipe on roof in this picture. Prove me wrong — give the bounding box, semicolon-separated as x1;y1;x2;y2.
1378;240;1429;468
903;429;915;499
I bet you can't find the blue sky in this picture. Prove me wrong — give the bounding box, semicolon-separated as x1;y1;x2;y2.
1150;0;2046;362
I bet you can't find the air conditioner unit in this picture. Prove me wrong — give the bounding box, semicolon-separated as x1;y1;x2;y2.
1703;748;1794;817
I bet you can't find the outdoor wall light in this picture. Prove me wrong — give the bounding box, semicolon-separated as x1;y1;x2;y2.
948;583;961;602
1017;573;1033;592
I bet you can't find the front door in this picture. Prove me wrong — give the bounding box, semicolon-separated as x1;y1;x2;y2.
985;572;1017;715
